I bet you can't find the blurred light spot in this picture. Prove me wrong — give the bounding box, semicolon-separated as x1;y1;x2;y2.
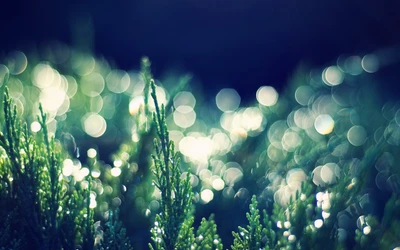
62;159;74;176
59;75;69;93
241;107;265;135
91;170;101;178
321;163;340;185
230;128;247;145
274;186;296;206
90;95;104;113
33;63;56;89
80;181;89;189
295;86;314;106
129;72;145;95
256;86;278;106
83;113;107;138
363;226;371;235
314;114;334;135
30;121;41;132
212;132;232;155
57;96;70;117
174;91;196;112
294;108;314;129
173;109;196;128
357;215;366;230
282;130;302;152
129;96;145;116
223;165;243;186
268;120;288;144
312;166;324;186
46;119;58;138
313;95;339;116
179;136;213;163
220;112;235;131
210;159;225;176
106;69;130;93
87;148;97;158
314;219;323;228
112;197;122;207
200;189;214;203
288;235;296;243
80;72;105;97
212;177;225;191
322;66;343;86
65;75;78;98
347;125;367;146
267;144;285;162
0;64;9;86
90;193;97;208
40;87;67;112
186;173;199;187
286;168;307;188
316;192;324;202
322;211;330;219
72;168;86;182
344;56;363;75
362;54;379;73
7;78;24;99
114;159;122;167
81;167;90;177
216;88;240;112
6;51;27;75
222;187;235;198
111;168;122;177
199;169;212;181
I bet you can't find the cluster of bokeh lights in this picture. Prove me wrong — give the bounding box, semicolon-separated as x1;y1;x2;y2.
1;44;400;246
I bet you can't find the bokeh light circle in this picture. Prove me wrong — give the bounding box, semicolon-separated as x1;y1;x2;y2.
82;113;107;138
256;86;278;106
216;88;240;112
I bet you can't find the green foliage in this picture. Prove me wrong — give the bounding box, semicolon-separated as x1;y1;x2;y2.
149;79;195;250
232;195;264;250
195;214;223;250
96;209;133;250
0;89;94;249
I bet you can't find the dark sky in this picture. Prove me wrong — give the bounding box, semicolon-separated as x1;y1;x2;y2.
2;0;400;101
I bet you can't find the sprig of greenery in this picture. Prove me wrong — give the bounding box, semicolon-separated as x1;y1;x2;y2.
232;195;265;250
96;209;133;250
149;79;194;250
0;88;94;250
195;214;223;250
